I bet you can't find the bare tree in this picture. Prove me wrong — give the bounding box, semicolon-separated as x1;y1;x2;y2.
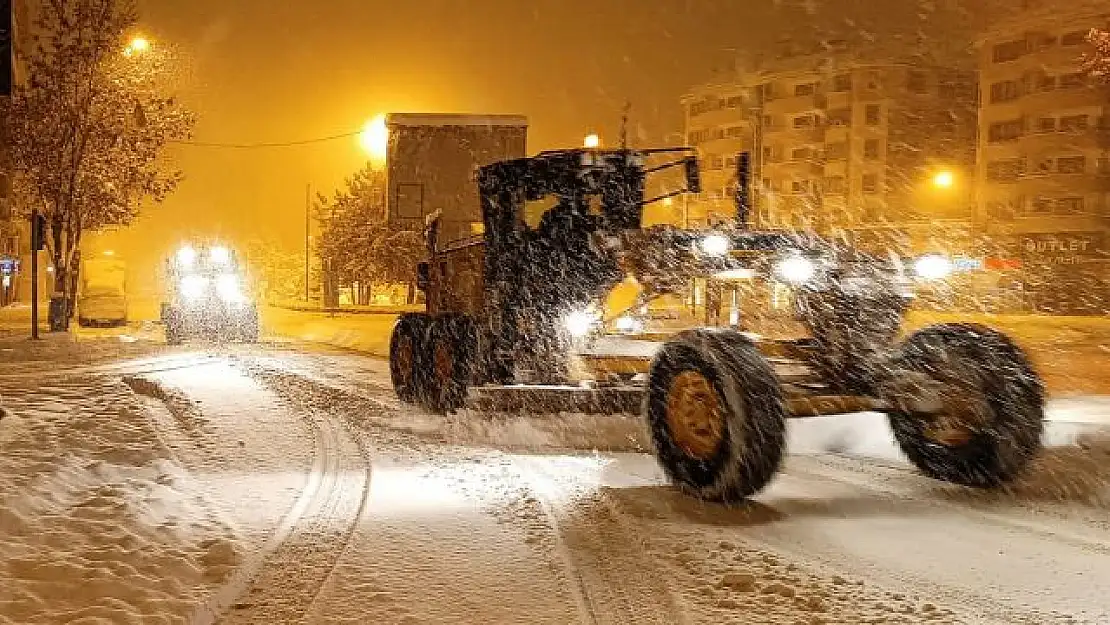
1;0;194;329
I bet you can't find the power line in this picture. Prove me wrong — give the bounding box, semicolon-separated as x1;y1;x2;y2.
170;129;361;149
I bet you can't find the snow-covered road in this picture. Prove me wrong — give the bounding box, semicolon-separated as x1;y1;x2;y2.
2;342;1110;624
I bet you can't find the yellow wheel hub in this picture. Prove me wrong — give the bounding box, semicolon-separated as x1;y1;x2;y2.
666;371;725;459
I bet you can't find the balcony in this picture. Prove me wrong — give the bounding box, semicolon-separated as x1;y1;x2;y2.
762;93;827;115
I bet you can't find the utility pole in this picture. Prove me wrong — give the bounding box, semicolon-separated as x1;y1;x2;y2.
304;183;310;303
29;212;43;339
619;101;631;149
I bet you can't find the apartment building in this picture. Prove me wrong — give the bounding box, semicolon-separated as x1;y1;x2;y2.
683;49;978;257
977;0;1110;313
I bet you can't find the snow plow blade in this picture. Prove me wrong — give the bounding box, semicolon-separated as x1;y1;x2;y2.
467;385;643;414
467;384;887;418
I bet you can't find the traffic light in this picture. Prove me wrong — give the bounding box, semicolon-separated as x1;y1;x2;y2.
735;152;751;228
31;213;46;251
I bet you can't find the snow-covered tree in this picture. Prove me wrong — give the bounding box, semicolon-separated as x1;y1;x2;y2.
1084;28;1110;82
1;0;194;329
316;165;423;305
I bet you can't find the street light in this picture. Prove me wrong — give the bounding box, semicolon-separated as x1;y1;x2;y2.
932;170;955;189
124;36;151;57
583;134;601;149
359;115;388;166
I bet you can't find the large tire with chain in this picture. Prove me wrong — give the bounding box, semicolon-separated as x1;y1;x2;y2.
644;328;787;503
797;276;905;395
884;323;1044;487
422;313;477;413
390;313;432;404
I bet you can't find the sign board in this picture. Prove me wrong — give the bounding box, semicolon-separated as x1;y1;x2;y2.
1018;232;1104;266
1;0;10;97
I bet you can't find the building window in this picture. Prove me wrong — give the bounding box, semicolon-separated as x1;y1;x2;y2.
861;174;879;194
826;108;852;127
791;147;814;161
1061;30;1088;46
1035;117;1057;133
986;158;1025;182
987;200;1019;220
1034;74;1056;92
990;80;1021;103
791;180;812;194
988;119;1023;142
825;141;848;160
1030;32;1058;50
864;139;880;159
1057;155;1086;174
762;146;779;163
1057;197;1085;213
1029;196;1085;216
831;74;852;92
824;176;846;194
1060;72;1086;89
865;104;882;125
762;178;774;192
726;95;744;108
762;115;775;128
992;39;1026;63
794;82;818;97
792;114;816;129
1060;114;1089;132
907;71;928;94
726;125;745;138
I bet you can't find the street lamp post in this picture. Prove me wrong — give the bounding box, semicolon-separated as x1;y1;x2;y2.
305;183;310;302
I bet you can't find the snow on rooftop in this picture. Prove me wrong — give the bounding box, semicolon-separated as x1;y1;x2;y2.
386;113;529;128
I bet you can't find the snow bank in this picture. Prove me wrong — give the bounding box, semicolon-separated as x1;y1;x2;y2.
261;307;398;357
0;376;239;624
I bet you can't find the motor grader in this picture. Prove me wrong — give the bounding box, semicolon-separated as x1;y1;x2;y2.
389;148;1044;503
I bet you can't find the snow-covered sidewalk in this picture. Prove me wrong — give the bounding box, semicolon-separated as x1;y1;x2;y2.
0;371;239;624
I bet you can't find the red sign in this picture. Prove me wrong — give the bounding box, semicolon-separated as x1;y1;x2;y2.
984;257;1022;271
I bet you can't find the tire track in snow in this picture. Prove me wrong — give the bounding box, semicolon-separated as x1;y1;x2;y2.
764;454;1108;624
120;359;373;625
0;353;221;380
511;455;691;625
800;452;1110;555
208;375;374;625
120;369;333;625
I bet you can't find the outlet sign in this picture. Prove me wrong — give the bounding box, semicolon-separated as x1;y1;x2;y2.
1019;232;1104;265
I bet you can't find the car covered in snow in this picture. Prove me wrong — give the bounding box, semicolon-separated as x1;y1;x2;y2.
78;257;129;327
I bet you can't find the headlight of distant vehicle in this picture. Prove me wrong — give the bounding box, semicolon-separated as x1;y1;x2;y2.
565;308;601;338
176;245;197;269
773;254;817;285
209;246;232;266
913;254;953;281
180;274;208;301
215;273;244;303
699;233;731;257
